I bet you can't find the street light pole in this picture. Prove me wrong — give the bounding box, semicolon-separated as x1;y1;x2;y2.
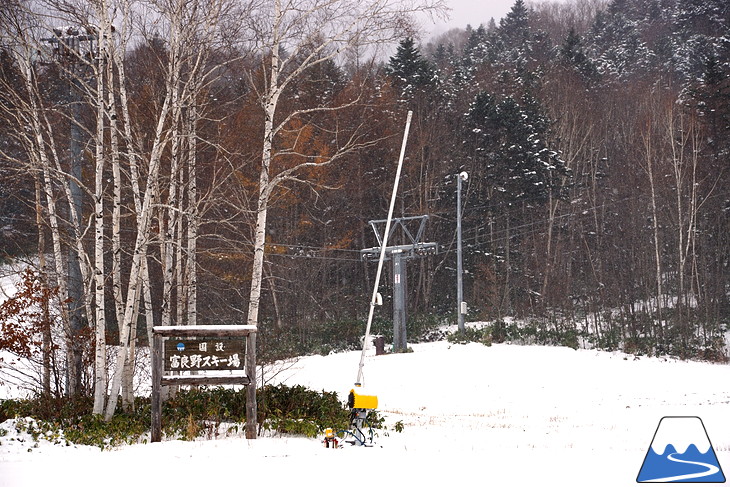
457;171;468;332
41;26;98;395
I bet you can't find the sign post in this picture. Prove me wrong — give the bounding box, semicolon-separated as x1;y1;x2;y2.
151;325;257;442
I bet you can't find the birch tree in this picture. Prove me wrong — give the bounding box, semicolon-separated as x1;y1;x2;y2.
0;3;99;397
663;95;717;351
104;0;237;419
639;86;666;343
243;0;446;332
91;5;111;414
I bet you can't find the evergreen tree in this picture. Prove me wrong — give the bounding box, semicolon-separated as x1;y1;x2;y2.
466;91;568;205
499;0;530;49
291;56;344;109
385;37;437;101
586;0;654;79
433;43;449;67
462;24;491;68
491;0;552;88
560;28;599;82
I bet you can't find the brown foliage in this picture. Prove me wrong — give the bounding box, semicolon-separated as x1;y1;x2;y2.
0;269;56;358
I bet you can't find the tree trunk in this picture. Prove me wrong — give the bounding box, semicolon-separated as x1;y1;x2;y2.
113;31;158;349
35;177;52;397
92;36;107;415
247;0;282;329
20;57;74;394
186;104;198;327
643;115;665;344
105;75;174;420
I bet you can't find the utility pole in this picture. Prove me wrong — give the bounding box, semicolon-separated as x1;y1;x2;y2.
457;171;468;332
392;249;406;351
42;27;98;394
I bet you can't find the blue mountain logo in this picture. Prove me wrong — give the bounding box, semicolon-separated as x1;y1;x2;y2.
637;416;725;483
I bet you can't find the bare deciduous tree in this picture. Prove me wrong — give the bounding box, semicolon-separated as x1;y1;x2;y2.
242;0;446;333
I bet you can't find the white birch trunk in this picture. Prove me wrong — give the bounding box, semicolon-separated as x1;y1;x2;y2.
112;10;157;348
161;10;184;330
247;0;282;329
16;54;75;391
244;0;445;330
104;79;174;420
93;70;106;414
668;107;702;340
186;104;198;327
642;115;664;338
107;51;135;410
107;35;125;339
92;27;108;414
12;36;99;395
34;173;52;396
176;150;185;327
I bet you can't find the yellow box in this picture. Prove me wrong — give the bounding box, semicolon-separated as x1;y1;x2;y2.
349;387;378;410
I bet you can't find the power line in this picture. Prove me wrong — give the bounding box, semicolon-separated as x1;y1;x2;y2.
264;185;730;263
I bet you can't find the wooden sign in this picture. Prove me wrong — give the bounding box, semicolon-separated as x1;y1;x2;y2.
163;338;245;371
151;325;257;442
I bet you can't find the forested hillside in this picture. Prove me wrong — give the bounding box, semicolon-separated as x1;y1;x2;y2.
0;0;728;402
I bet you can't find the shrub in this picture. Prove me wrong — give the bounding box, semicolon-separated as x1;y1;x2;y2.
0;384;352;448
623;335;653;356
447;327;492;346
257;314;446;361
258;384;349;435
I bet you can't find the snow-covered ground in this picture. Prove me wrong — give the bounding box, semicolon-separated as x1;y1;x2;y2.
1;341;729;486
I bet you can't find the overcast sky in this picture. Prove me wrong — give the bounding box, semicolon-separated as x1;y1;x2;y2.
420;0;568;36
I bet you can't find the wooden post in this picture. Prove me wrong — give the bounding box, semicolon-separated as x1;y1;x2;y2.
245;332;257;439
151;333;162;442
374;336;385;355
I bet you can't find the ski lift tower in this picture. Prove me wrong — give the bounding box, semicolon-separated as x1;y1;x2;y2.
361;215;437;352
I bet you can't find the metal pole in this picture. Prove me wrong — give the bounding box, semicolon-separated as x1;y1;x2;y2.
43;30;86;394
392;250;406;352
356;110;412;386
457;172;468;332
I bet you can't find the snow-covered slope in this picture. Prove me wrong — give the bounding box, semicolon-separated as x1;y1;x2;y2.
1;342;729;486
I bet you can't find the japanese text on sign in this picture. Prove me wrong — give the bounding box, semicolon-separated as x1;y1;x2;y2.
164;338;245;371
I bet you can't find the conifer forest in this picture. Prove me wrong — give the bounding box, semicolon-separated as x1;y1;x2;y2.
0;0;728;405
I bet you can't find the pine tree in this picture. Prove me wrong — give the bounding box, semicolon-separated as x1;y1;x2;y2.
560;28;599;82
462;24;491;67
499;0;530;49
385;37;436;101
586;0;653;78
491;0;552;84
466;91;568;205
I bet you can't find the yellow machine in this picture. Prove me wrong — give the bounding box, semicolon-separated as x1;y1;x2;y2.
348;385;378;410
322;385;379;447
346;383;378;446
